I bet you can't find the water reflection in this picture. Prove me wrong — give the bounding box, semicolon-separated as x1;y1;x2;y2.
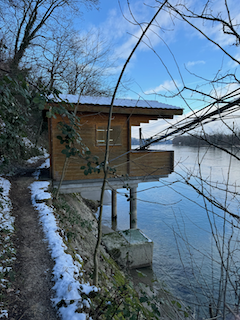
102;146;240;318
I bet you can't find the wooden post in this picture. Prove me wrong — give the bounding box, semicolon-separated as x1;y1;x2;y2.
127;116;131;175
111;189;117;230
139;127;142;148
130;187;137;229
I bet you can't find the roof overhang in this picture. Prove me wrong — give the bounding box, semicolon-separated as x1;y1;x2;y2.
75;105;183;118
46;94;183;119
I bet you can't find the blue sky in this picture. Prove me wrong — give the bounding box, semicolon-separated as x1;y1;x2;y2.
79;0;240;137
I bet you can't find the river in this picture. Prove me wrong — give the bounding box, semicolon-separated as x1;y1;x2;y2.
101;145;240;318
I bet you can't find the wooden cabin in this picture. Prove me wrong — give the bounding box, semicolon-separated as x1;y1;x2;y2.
47;94;183;194
47;94;183;229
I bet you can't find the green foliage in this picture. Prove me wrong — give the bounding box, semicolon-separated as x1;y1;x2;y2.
0;74;45;170
57;122;83;158
0;75;30;163
80;155;105;176
171;300;190;318
86;263;164;320
52;192;92;242
88;276;162;320
90;254;191;320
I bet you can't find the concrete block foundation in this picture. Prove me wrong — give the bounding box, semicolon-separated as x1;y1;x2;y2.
102;229;153;269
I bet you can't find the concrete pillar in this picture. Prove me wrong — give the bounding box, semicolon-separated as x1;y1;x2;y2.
130;187;137;229
111;189;117;231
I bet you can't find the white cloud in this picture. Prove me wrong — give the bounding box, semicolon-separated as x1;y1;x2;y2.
104;64;125;75
97;1;181;61
228;53;240;68
186;60;206;68
144;80;180;95
209;82;240;100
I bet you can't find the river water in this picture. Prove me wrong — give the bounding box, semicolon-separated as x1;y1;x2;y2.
102;145;240;318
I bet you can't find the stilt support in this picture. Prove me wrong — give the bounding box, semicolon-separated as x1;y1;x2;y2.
111;189;117;230
130;187;137;229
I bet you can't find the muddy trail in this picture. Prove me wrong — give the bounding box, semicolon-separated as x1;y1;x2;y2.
7;169;59;320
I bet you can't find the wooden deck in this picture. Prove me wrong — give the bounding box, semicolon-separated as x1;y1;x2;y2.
129;150;174;178
52;149;174;181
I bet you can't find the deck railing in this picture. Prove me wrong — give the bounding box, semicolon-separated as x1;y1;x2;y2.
129;150;174;178
52;149;174;181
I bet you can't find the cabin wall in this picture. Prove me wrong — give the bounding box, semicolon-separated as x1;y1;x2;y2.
50;113;129;181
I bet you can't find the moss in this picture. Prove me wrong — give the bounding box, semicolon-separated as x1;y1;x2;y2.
109;248;121;260
101;253;126;287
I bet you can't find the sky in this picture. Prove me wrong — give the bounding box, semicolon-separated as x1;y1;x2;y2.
78;0;240;138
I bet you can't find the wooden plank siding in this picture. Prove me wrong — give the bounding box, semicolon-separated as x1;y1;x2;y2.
50;111;174;182
51;113;129;181
129;150;174;177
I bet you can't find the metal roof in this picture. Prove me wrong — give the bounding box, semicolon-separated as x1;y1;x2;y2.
50;94;182;110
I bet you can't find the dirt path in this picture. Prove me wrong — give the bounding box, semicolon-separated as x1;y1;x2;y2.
8;172;59;320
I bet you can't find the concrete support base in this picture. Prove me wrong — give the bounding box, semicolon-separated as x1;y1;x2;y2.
102;229;153;269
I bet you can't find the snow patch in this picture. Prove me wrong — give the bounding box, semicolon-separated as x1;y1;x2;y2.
0;307;8;319
0;178;13;230
49;94;182;110
32;156;50;179
27;149;49;164
0;177;14;319
30;181;98;319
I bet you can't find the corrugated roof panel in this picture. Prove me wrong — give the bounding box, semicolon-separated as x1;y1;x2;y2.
49;94;182;110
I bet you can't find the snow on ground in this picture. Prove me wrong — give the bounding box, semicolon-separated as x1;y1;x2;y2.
32;157;50;179
30;165;98;319
0;178;13;231
26;146;49;164
0;177;15;319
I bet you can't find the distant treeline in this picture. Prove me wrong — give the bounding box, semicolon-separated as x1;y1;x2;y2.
172;134;240;146
131;138;172;145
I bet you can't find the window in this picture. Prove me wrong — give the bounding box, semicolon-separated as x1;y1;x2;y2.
96;126;121;146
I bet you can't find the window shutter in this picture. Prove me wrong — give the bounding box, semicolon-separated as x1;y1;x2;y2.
96;126;121;146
